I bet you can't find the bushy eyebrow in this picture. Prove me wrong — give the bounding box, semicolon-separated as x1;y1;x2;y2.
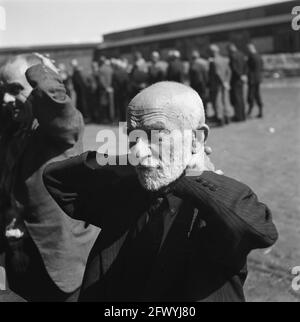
151;128;171;134
1;82;24;93
128;127;171;135
7;81;23;87
127;128;171;140
145;121;166;130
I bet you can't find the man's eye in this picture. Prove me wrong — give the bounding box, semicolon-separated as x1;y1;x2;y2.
153;131;168;142
160;129;171;135
7;84;24;96
129;140;137;149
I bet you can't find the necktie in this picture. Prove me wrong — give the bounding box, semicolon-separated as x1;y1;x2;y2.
144;197;166;255
115;196;168;301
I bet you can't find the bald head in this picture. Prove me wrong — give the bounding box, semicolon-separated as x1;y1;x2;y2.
247;43;257;54
128;81;205;131
128;82;209;191
210;44;220;55
0;54;42;83
228;43;238;54
0;54;42;108
0;53;56;126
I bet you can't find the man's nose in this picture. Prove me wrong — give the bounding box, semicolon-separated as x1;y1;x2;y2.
133;138;152;160
3;93;16;104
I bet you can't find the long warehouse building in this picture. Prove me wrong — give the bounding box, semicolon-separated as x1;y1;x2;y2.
96;0;300;60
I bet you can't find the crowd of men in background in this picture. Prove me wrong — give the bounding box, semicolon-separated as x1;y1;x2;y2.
61;42;263;127
0;50;277;302
0;42;266;302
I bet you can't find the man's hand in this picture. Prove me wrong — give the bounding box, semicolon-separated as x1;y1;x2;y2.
186;146;223;176
223;82;230;90
241;75;248;83
5;218;25;240
34;53;59;75
203;151;215;172
204;146;212;155
106;86;114;94
205;146;224;175
25;64;64;94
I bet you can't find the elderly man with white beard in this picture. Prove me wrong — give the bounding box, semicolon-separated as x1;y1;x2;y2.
43;81;278;302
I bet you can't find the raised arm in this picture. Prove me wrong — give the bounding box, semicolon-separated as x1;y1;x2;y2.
25;64;83;146
43;151;136;228
174;172;278;271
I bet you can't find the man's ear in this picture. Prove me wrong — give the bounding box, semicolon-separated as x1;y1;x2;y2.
192;124;209;153
199;124;209;142
192;124;209;154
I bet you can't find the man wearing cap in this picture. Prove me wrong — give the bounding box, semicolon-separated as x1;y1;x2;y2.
44;81;278;302
0;53;99;301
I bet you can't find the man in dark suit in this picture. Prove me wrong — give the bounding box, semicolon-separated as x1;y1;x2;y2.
167;50;185;83
228;44;247;122
129;52;149;101
0;87;27;302
71;59;89;121
148;51;167;85
98;56;115;123
85;61;100;123
246;43;264;118
44;81;278;302
0;54;99;301
0;253;26;302
208;44;232;126
1;214;25;302
0;193;26;302
189;50;209;112
112;59;130;122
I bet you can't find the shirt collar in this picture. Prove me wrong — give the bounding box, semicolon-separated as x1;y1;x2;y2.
148;187;183;213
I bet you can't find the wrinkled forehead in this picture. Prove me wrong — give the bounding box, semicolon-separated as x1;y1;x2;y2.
128;105;185;131
1;58;29;85
128;92;197;131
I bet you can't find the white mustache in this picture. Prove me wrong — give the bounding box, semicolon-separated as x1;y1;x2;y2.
138;158;160;168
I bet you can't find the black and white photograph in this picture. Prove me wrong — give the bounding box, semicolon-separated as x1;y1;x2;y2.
0;0;299;305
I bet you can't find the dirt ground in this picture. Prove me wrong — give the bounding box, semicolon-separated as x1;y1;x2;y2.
83;80;300;302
